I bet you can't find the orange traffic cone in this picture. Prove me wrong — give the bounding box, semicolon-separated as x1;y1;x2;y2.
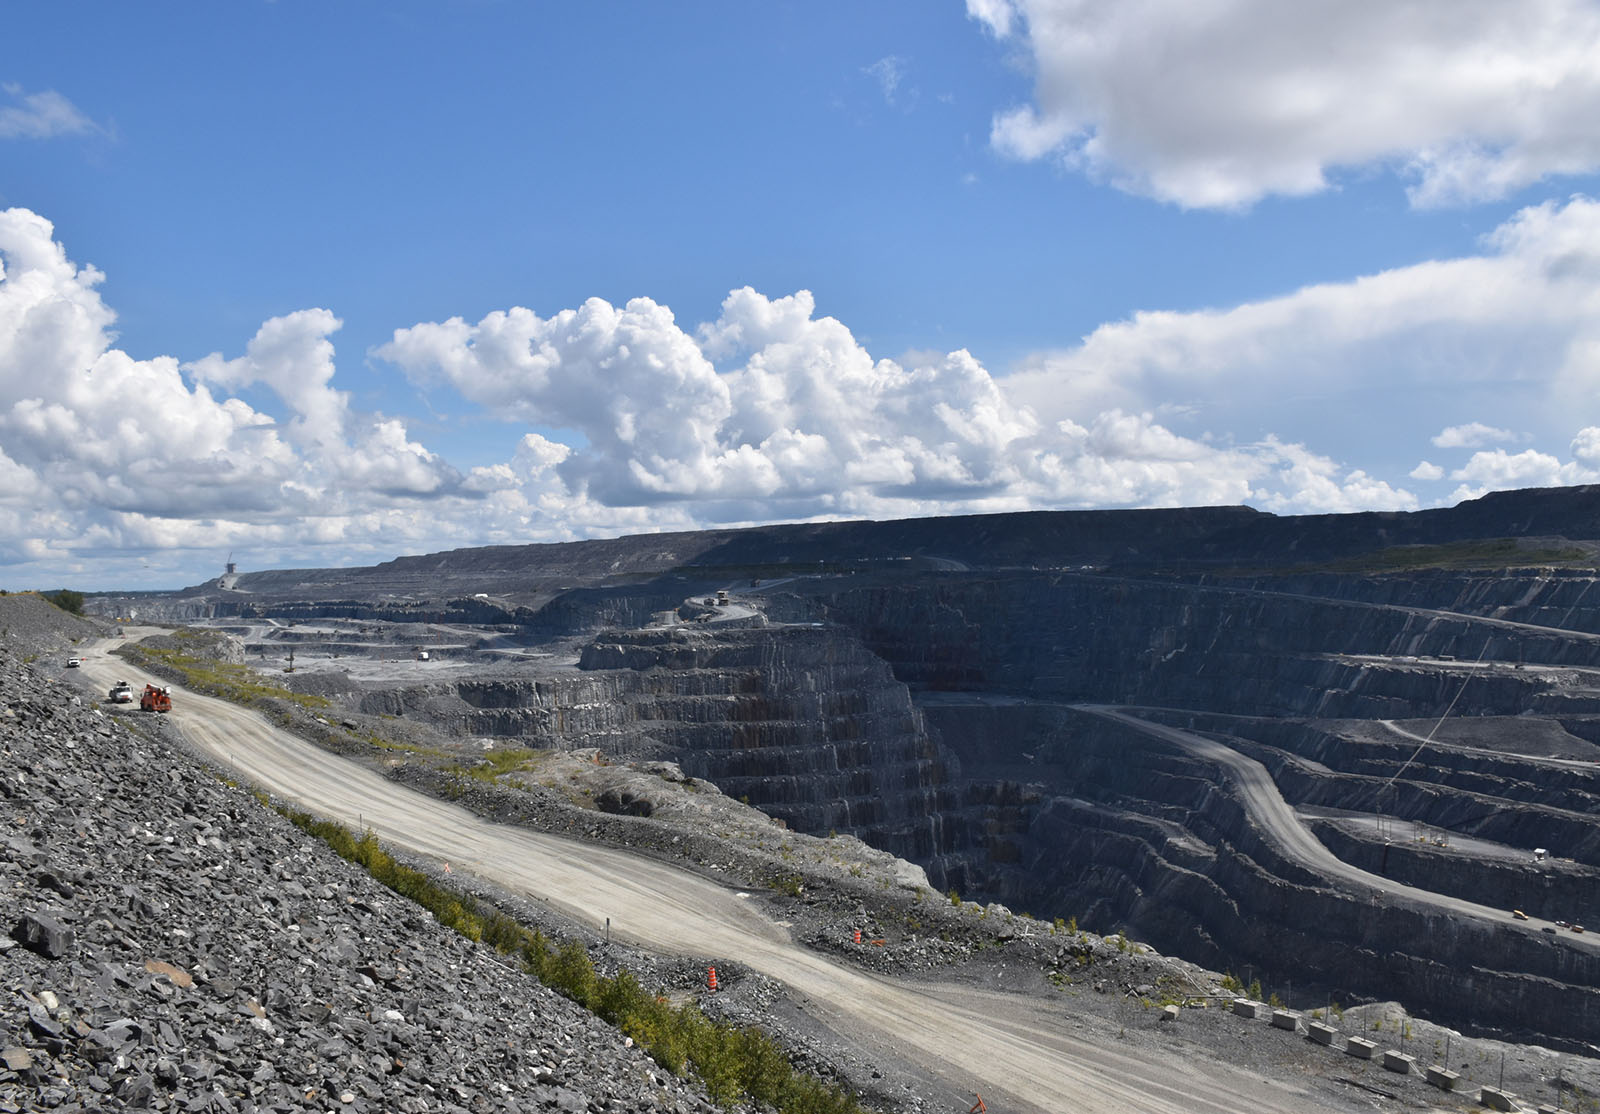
707;966;718;991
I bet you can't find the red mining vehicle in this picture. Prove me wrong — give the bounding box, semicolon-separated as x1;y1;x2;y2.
140;684;172;713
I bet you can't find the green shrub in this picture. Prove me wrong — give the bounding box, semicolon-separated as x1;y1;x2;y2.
43;589;84;615
280;808;866;1114
768;873;803;898
550;939;599;1007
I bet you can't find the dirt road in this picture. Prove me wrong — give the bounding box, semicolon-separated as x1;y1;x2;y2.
1079;705;1597;950
78;641;1359;1114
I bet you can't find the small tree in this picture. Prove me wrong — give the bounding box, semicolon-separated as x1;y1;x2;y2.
43;589;84;615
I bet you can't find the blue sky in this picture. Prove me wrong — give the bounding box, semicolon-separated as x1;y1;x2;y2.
6;1;1600;589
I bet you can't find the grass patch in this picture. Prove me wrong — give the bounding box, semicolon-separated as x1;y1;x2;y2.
1204;538;1595;577
282;809;868;1114
128;644;331;711
1315;539;1593;574
466;746;540;781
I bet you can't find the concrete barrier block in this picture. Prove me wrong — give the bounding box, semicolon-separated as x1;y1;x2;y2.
1270;1009;1299;1031
1345;1036;1377;1059
1382;1050;1415;1074
1231;998;1263;1019
1160;1004;1180;1023
1479;1086;1518;1111
1306;1021;1337;1046
1424;1066;1459;1091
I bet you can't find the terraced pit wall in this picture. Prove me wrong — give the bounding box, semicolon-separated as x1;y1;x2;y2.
921;701;1600;1051
358;626;961;864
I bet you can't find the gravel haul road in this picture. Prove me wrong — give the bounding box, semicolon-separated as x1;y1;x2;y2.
81;641;1351;1114
1079;705;1597;950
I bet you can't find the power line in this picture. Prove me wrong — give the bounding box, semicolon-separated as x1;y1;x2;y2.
1383;639;1490;789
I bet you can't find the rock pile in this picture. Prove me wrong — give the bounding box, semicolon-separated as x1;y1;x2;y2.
0;646;718;1114
0;594;97;661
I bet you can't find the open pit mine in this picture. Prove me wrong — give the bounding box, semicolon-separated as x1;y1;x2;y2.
92;483;1600;1056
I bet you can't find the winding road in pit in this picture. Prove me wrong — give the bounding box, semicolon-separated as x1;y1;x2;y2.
1077;705;1598;949
81;639;1365;1114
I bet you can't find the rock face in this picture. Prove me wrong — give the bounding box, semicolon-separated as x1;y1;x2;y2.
361;626;956;861
773;569;1600;1048
916;701;1600;1046
794;571;1600;716
84;483;1600;1052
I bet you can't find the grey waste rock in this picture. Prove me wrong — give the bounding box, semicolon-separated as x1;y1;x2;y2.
0;640;722;1114
11;910;74;959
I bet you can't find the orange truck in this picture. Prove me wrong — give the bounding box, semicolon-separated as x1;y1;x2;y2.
140;684;172;713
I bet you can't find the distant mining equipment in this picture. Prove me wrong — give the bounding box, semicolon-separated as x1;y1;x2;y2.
1414;819;1448;848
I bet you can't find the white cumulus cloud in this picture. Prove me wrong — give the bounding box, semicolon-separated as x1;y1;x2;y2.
0;207;461;579
969;0;1600;208
379;288;1426;524
1448;447;1599;501
1573;426;1600;466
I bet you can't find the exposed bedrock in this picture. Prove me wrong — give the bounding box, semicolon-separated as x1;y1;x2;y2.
1136;712;1600;866
336;575;1600;1049
919;701;1600;1051
214;585;688;635
1308;822;1600;927
786;573;1600;716
1200;568;1600;635
362;626;961;863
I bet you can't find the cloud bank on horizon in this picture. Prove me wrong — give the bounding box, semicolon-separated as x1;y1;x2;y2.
5;199;1600;587
6;2;1600;589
